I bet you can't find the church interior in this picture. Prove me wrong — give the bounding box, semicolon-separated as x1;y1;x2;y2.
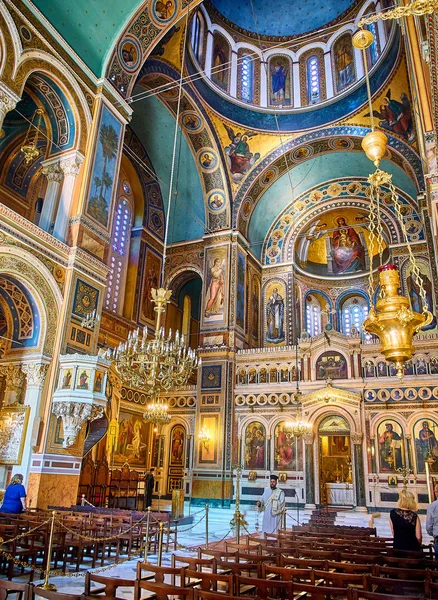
1;0;438;579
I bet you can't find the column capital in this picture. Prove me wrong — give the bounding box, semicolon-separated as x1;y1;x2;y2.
52;401;103;448
303;433;314;445
60;151;84;177
0;84;20;120
0;364;25;387
351;432;363;445
21;362;49;387
41;161;63;183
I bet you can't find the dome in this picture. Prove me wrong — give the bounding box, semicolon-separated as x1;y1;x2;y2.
208;0;358;38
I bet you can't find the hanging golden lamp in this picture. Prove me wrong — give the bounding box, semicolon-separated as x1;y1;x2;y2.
21;108;43;164
352;29;432;380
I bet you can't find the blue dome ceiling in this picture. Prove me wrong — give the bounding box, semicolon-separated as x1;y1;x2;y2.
208;0;357;37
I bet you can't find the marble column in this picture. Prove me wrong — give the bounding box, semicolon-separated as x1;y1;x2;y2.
52;152;84;242
39;159;63;233
0;364;25;406
15;362;49;481
352;432;367;511
304;433;315;506
0;86;19;130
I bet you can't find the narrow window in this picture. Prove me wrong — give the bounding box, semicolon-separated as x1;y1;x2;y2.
307;55;320;104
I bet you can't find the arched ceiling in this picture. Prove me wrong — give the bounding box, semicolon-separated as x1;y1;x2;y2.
208;0;357;38
130;89;205;243
247;152;418;260
31;0;141;76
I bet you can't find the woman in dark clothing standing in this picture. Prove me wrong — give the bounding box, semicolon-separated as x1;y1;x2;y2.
0;474;27;514
390;489;422;552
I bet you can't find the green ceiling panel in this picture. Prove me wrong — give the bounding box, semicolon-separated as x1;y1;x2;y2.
31;0;141;76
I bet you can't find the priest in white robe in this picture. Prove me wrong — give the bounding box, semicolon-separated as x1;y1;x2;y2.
256;474;286;534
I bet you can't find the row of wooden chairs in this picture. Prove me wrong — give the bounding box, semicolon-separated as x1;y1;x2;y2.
0;508;176;581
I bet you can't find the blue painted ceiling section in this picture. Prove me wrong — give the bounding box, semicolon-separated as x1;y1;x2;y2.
30;73;76;154
209;0;356;37
186;29;400;132
0;92;39;153
130;90;205;243
248;151;418;260
0;276;40;348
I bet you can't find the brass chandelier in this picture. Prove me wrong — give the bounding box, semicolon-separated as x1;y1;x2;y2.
113;289;199;424
352;24;432;380
113;12;199;424
21;108;43;164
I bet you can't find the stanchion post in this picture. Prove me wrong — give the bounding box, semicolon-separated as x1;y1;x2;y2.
143;506;151;558
37;511;57;591
157;520;164;566
205;504;209;549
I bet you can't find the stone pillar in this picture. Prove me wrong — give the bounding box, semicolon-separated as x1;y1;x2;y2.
52;152;84;242
304;433;316;507
0;86;19;130
351;432;367;511
324;52;334;98
405;434;413;471
39;160;63;233
0;364;25;406
15;362;49;481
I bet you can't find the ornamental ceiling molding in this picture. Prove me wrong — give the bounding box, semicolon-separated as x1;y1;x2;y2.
137;59;232;231
302;384;362;413
233;127;424;234
106;0;204;99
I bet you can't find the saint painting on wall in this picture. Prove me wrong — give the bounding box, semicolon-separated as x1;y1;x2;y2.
170;425;185;465
211;33;230;91
316;352;347;380
114;411;147;466
265;282;286;345
204;249;227;324
333;33;355;92
244;422;266;470
269;56;291;106
274;421;298;471
331;216;366;274
251;275;260;344
377;420;404;472
405;263;437;331
414;419;438;473
140;249;161;323
367;89;415;143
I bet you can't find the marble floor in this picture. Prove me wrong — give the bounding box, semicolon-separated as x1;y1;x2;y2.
5;502;434;597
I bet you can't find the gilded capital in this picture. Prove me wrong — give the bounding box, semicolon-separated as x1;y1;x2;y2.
0;94;17;120
351;432;364;445
21;362;49;386
0;364;25;389
60;153;84;178
41;162;63;183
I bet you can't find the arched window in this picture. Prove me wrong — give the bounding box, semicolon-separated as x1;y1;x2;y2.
341;296;369;335
333;33;356;93
366;23;380;67
307;55;321;104
182;295;191;339
305;295;321;337
241;54;254;103
190;12;204;63
105;197;132;314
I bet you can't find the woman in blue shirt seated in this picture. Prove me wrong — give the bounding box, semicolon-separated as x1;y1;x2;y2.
1;474;27;514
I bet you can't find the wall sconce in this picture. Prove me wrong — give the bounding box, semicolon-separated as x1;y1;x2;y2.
199;426;210;451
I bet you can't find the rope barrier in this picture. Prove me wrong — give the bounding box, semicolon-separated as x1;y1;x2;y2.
54;512;150;542
0;518;51;546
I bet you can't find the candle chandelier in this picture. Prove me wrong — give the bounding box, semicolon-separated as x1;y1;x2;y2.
286;416;313;438
352;27;432;380
113;12;199;424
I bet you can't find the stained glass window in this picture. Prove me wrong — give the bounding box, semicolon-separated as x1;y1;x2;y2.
366;23;380;66
341;296;369;335
307;55;321;104
191;13;202;60
306;295;321;337
105;197;132;313
241;54;254;103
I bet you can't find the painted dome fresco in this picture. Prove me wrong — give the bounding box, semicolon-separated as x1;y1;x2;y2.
208;0;358;37
294;207;389;278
